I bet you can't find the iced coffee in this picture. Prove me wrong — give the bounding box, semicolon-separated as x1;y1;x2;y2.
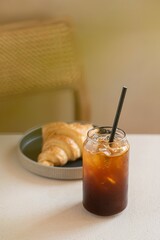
83;126;129;216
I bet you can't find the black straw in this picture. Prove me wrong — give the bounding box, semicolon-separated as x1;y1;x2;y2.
109;86;127;142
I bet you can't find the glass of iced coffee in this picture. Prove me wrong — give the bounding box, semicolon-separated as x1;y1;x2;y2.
83;126;129;216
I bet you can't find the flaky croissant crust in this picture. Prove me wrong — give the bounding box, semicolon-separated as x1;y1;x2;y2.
38;122;92;166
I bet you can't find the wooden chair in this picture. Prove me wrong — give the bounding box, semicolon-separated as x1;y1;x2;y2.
0;19;90;132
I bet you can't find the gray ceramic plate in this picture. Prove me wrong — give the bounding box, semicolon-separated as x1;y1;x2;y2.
18;126;82;180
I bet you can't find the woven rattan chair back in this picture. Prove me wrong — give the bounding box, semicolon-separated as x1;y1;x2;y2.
0;19;90;128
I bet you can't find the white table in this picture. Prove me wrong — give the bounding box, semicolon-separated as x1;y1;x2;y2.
0;134;160;240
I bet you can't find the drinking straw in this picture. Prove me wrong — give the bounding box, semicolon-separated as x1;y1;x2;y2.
109;86;127;142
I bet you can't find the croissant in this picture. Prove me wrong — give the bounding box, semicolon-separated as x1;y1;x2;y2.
38;146;68;166
42;135;81;160
38;122;92;166
42;122;92;151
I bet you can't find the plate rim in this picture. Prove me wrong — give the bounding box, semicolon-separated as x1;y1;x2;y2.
18;125;83;179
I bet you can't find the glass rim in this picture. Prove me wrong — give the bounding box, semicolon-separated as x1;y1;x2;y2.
87;126;126;144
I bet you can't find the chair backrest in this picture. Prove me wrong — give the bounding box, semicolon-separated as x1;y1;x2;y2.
0;19;90;132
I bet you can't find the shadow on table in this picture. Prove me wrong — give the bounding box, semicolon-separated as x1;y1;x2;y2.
2;144;121;240
5;202;118;240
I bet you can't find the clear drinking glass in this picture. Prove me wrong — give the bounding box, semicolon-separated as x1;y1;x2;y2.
83;126;130;216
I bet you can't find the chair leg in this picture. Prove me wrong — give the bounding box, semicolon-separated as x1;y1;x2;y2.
74;89;91;122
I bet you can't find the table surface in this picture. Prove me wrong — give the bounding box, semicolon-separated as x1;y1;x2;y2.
0;134;160;240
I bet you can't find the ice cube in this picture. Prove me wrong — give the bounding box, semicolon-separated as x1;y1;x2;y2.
103;148;112;156
86;141;99;153
108;142;124;156
91;133;100;141
107;177;116;184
